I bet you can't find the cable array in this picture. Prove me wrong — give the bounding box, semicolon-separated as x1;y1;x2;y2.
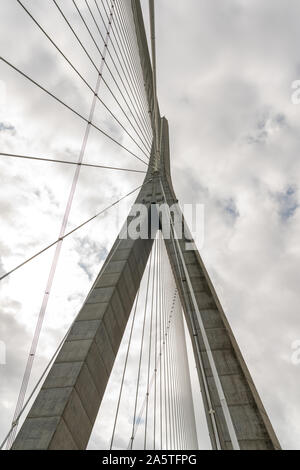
1;0;199;452
106;233;198;450
2;0;153;448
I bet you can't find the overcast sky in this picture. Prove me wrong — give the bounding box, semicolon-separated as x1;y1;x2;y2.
0;0;300;450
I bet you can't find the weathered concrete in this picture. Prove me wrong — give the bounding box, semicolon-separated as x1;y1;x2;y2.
13;208;155;449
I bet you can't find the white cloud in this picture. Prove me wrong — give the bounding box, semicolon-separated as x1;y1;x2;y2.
0;0;299;450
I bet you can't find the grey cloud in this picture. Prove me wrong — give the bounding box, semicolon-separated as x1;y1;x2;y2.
75;235;108;281
0;122;15;133
218;198;240;222
273;186;299;221
246;111;288;146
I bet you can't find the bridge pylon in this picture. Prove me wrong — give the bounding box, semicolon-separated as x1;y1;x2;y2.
12;0;280;450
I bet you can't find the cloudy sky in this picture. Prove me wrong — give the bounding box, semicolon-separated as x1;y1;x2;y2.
0;0;300;450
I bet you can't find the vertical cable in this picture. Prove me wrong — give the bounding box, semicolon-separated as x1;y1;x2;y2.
174;299;186;450
179;303;198;449
122;0;153;137
115;0;153;139
110;285;141;449
153;236;159;449
159;179;223;450
165;294;174;448
73;0;152;149
148;0;160;170
169;298;180;449
130;245;154;450
158;232;163;450
144;238;157;449
109;0;153;143
170;305;182;449
161;240;168;450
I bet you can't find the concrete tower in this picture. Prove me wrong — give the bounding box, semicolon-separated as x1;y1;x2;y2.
12;0;281;450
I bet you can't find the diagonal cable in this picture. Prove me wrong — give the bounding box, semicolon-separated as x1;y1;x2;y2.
17;0;150;158
0;179;152;283
0;152;146;173
5;4;117;447
0;56;148;166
